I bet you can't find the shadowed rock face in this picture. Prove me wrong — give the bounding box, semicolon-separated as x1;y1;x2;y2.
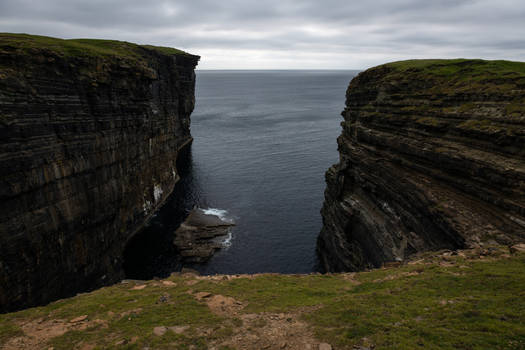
0;34;199;312
318;59;525;272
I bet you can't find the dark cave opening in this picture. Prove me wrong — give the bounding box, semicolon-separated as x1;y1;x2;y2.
122;145;200;280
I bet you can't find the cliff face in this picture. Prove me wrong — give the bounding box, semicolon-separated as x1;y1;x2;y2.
0;34;199;312
318;59;525;272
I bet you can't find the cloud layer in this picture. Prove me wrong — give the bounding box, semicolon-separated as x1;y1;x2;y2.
1;0;524;69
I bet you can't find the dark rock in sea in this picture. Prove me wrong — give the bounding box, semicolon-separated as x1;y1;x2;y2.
174;208;234;263
0;34;199;312
317;59;525;272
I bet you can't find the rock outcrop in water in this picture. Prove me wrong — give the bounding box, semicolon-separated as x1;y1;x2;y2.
318;59;525;272
174;208;234;263
0;34;199;312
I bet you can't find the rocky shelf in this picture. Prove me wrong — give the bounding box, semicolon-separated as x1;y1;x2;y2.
174;208;235;263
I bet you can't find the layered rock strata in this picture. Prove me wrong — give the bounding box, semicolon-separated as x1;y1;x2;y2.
0;34;199;312
174;208;234;263
318;59;525;272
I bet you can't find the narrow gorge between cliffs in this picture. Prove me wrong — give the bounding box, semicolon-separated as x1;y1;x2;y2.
124;70;359;278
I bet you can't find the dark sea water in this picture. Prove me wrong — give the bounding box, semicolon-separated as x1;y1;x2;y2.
124;70;359;278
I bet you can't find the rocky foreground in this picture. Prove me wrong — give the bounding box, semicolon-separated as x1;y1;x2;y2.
318;59;525;272
0;245;524;350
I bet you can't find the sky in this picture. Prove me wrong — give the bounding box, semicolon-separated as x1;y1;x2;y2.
0;0;524;70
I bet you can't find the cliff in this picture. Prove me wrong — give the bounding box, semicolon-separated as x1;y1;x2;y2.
318;59;525;272
0;33;199;312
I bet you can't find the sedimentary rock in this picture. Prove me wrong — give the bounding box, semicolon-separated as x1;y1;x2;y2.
318;59;525;272
0;34;199;312
174;208;234;263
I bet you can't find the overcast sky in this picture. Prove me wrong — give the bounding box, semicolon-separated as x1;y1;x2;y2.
1;0;524;69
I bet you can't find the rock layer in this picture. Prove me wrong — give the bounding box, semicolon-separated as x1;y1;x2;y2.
174;208;234;263
318;59;525;272
0;34;199;312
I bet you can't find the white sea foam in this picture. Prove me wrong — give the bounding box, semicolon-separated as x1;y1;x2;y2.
201;207;234;223
200;207;234;247
221;229;233;248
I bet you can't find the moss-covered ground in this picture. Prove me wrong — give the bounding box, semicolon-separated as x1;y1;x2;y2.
0;33;190;60
385;59;525;80
1;246;524;349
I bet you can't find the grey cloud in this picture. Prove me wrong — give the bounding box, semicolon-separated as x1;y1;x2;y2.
0;0;524;69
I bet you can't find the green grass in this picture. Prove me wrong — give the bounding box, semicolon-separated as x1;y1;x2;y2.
0;33;190;60
0;250;524;349
384;59;525;79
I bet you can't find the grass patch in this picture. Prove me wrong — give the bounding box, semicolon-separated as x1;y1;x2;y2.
306;255;525;349
0;33;191;60
0;252;524;349
193;274;349;313
384;59;525;79
0;322;23;346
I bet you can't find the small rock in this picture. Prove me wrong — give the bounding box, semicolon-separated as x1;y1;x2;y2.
162;280;176;286
169;325;189;334
131;285;147;290
280;342;287;348
319;343;332;350
153;326;167;336
195;292;212;299
181;267;201;275
69;315;88;323
157;294;170;303
115;339;127;345
510;243;525;254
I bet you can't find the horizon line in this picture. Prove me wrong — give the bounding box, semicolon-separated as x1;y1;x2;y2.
195;68;363;71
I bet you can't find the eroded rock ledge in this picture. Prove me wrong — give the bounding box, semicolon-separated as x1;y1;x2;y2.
174;207;235;263
318;59;525;272
0;34;199;312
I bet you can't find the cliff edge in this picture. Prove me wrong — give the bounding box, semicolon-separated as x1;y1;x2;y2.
318;59;525;272
0;34;199;312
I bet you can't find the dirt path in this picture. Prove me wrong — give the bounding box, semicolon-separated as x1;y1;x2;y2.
192;291;325;350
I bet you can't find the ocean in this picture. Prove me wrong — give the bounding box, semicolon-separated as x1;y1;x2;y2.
124;70;359;278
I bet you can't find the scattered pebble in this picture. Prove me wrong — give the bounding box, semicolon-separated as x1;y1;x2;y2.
168;325;189;334
131;285;146;290
162;280;176;286
153;326;167;336
195;291;212;299
319;343;332;350
69;315;88;323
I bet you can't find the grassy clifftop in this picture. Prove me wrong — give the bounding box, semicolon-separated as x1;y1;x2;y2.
0;33;194;63
385;59;525;79
1;246;524;350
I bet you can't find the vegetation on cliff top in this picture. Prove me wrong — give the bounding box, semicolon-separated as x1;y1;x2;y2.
1;246;524;349
0;33;192;60
352;58;525;139
384;59;525;79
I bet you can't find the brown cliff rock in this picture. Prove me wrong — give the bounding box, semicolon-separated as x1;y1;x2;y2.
0;34;199;312
318;59;525;272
